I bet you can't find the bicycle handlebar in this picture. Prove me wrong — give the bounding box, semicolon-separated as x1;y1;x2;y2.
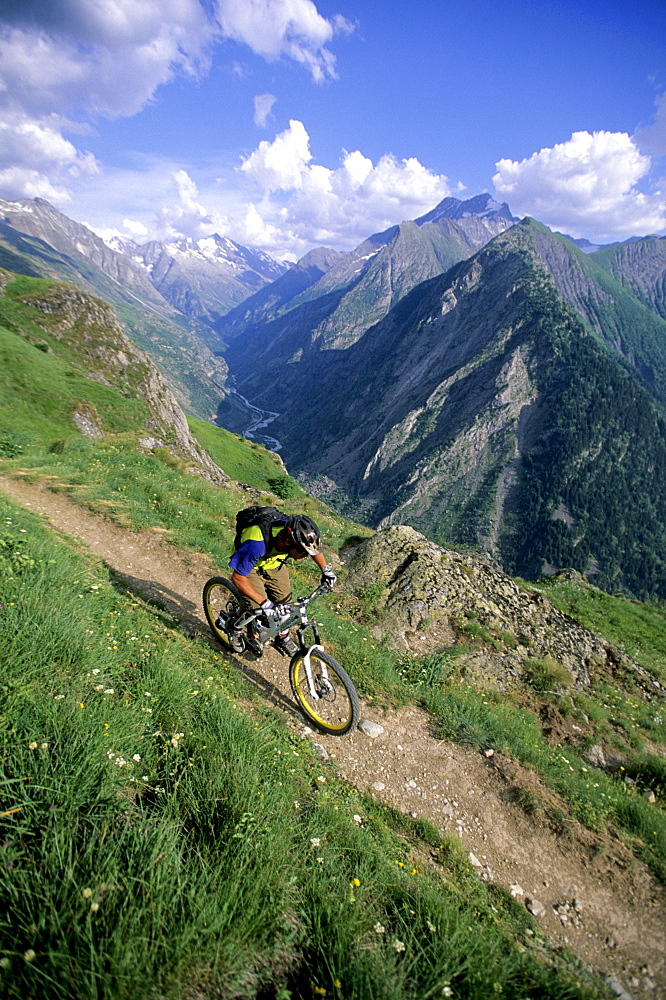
244;582;331;625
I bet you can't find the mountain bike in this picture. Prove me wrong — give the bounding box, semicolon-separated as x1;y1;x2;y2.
202;577;360;735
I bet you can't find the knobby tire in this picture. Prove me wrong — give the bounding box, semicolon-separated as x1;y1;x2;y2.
202;576;244;652
289;649;359;735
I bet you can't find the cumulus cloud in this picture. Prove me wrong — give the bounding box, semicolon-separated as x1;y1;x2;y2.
493;130;666;242
238;120;451;250
217;0;353;82
253;92;277;128
0;0;350;203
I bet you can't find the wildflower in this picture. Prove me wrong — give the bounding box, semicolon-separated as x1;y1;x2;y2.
92;669;100;675
427;919;436;932
350;878;360;887
317;857;324;863
374;922;385;934
314;988;326;996
23;950;35;962
40;743;48;750
0;957;9;968
353;814;362;824
317;775;326;783
310;837;321;847
90;902;99;912
28;742;37;750
442;987;453;997
392;940;405;952
82;888;92;898
132;754;141;762
335;981;342;989
104;688;115;695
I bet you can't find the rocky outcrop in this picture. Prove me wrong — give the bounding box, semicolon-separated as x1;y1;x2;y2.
17;280;228;482
344;525;646;689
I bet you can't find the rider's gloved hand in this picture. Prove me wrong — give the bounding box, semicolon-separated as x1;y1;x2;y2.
260;599;276;618
273;603;289;620
320;565;337;590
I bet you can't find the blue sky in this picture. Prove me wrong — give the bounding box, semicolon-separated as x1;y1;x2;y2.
0;0;664;258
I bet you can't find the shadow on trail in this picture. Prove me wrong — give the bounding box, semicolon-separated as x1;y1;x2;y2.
107;566;304;724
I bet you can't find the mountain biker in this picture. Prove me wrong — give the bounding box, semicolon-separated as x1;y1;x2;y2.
229;512;336;656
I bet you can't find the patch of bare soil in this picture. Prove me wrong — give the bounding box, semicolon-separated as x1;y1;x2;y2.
2;473;664;999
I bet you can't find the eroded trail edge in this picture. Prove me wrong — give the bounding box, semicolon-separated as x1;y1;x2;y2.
1;473;664;999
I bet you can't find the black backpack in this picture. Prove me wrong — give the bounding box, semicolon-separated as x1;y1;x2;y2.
233;505;289;551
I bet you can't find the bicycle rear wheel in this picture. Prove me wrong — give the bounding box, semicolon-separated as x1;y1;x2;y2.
202;576;244;652
289;649;359;735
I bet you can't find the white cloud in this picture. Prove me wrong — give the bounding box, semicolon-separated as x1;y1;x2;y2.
241;119;313;190
253;92;277;128
154;170;229;241
493;130;666;242
217;0;353;83
238;120;451;250
0;111;99;203
0;0;351;204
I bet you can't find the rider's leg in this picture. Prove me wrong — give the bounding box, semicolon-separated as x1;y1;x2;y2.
263;566;297;656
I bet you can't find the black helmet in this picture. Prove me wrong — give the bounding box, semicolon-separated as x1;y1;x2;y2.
286;514;322;556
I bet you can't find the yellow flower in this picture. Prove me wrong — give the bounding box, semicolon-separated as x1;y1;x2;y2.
350;878;360;887
23;950;35;962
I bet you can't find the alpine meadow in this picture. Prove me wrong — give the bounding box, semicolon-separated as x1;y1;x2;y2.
1;187;666;1000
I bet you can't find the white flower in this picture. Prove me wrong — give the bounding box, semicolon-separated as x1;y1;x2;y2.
132;754;141;762
92;669;100;675
104;688;114;695
353;814;363;824
392;940;405;952
310;837;321;847
317;775;326;783
23;949;35;962
374;922;385;934
90;902;99;912
82;888;92;898
28;741;37;750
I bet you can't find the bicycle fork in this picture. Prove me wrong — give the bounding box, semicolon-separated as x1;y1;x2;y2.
296;621;329;702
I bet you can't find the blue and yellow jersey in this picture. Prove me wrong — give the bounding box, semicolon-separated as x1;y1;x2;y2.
228;523;288;576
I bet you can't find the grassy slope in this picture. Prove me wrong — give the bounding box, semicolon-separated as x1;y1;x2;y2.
1;270;665;996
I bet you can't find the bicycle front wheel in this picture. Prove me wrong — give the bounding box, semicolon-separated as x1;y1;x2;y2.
289;649;359;735
202;576;244;652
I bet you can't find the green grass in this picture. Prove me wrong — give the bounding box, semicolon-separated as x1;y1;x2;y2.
532;577;666;682
0;497;607;1000
187;416;305;499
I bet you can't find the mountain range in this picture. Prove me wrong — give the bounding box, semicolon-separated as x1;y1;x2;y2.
1;192;665;597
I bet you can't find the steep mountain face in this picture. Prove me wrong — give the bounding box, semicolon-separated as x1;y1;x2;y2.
119;233;288;325
214;246;344;342
0;197;232;421
0;268;226;481
590;236;666;320
227;221;666;598
0;197;174;315
216;194;515;381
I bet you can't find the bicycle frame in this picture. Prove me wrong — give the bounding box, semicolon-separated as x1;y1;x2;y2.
230;584;331;700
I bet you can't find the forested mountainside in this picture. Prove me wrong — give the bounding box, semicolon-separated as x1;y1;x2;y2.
225;220;666;599
215;194;514;360
591;235;666;320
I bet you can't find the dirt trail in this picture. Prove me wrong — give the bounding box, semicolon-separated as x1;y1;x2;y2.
2;473;665;999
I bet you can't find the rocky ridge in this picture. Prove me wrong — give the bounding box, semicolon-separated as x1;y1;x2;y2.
12;276;227;482
344;525;653;691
